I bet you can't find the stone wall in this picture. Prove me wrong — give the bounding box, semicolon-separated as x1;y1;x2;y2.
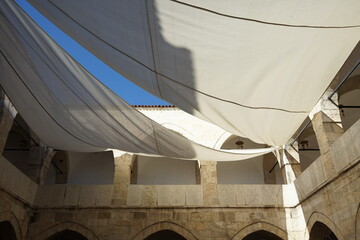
27;207;289;240
0;155;38;240
294;117;360;240
34;184;294;209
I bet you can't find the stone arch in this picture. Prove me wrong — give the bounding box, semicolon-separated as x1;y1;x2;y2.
0;211;23;240
0;221;17;240
131;221;198;240
144;230;186;240
306;212;344;240
232;221;288;240
34;221;100;240
356;204;360;240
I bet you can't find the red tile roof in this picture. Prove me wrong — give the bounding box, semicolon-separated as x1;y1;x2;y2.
132;105;175;108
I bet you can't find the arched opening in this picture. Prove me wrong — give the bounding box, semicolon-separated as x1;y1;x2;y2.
132;221;197;240
242;230;283;240
144;230;186;240
310;221;338;240
0;221;17;240
45;230;88;240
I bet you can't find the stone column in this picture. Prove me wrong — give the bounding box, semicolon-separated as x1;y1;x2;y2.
311;112;344;155
263;153;277;184
278;147;302;184
130;155;138;184
53;151;69;184
284;143;302;178
38;148;56;184
280;141;302;184
199;161;219;205
195;161;201;184
310;91;344;155
0;91;17;153
308;90;343;179
26;144;56;184
112;153;134;205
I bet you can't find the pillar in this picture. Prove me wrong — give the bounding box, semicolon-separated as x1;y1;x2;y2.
112;153;134;205
130;155;138;184
284;143;302;179
0;90;17;153
38;148;56;184
26;144;56;184
311;112;344;155
310;91;344;155
195;161;201;184
53;151;69;184
263;153;277;184
199;161;219;205
308;90;343;178
27;143;46;182
278;146;302;184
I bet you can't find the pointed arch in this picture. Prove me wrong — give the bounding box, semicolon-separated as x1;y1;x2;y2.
144;230;186;240
306;211;344;240
232;221;288;240
34;221;99;240
0;211;22;240
131;221;198;240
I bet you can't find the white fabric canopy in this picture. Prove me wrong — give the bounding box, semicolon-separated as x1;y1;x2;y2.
28;0;360;146
0;0;273;161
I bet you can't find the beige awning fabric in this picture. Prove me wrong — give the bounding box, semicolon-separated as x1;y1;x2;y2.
0;0;274;161
28;0;360;146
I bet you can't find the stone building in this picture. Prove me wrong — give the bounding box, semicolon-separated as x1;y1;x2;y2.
0;1;360;240
0;54;359;239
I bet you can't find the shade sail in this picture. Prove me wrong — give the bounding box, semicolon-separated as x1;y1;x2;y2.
28;0;360;146
0;0;273;161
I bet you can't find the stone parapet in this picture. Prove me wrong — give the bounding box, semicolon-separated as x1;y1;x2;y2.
127;185;203;207
295;118;360;201
0;155;38;205
35;185;114;207
34;184;289;208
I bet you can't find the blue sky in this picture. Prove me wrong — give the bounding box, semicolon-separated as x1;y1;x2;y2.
15;0;169;105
